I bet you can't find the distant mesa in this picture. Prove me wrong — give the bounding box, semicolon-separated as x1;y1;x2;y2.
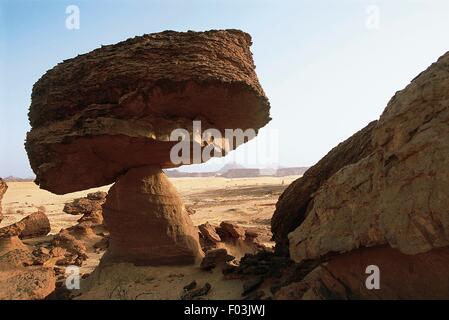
2;176;34;182
165;165;309;178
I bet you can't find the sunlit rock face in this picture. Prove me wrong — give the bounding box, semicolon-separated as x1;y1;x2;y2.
288;52;449;263
272;52;449;299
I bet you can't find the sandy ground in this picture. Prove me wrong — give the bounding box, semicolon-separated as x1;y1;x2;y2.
1;176;299;299
1;176;298;236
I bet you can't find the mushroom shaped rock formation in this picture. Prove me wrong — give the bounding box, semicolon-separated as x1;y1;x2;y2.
26;29;270;194
25;30;270;266
102;166;202;265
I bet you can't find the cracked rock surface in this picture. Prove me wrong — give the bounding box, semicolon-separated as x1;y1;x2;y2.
287;52;449;263
26;30;271;194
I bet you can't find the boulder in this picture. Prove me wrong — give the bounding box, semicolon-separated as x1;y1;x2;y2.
198;222;221;243
217;221;246;240
0;211;51;239
86;191;107;201
271;121;377;255
200;248;234;270
288;52;449;263
63;197;103;215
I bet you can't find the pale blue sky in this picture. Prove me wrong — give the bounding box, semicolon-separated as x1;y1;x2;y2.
1;0;449;177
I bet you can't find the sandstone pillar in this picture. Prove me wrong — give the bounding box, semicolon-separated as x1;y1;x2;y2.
102;166;202;265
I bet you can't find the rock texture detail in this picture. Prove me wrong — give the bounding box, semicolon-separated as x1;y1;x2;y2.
288;52;449;263
271;121;377;255
274;246;449;300
26;30;270;194
25;30;270;268
102;166;202;265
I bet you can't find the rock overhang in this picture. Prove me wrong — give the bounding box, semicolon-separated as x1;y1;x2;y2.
26;29;271;194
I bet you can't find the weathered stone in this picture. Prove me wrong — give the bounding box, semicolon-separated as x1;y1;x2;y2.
86;191;107;201
198;222;221;243
289;52;449;263
26;30;270;194
102;166;203;265
217;221;246;240
180;282;211;300
271;121;377;255
63;197;103;215
0;211;51;239
200;248;234;270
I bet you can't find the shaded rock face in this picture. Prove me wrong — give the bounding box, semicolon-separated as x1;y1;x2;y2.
0;178;7;223
271;121;377;255
288;52;449;263
274;246;449;300
26;30;271;194
102;166;202;265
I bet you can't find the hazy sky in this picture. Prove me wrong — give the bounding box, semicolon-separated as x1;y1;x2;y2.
1;0;449;177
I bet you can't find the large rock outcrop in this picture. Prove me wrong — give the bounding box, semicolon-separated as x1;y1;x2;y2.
273;52;449;299
26;30;270;195
288;52;449;262
0;178;7;223
26;30;270;266
271;121;377;255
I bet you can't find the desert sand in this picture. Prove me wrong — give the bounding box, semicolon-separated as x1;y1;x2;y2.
1;176;298;234
0;175;299;296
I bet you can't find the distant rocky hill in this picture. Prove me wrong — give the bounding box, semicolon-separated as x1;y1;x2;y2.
165;166;309;178
2;176;34;182
220;168;261;178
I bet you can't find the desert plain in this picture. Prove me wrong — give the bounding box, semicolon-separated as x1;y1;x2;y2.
0;175;298;299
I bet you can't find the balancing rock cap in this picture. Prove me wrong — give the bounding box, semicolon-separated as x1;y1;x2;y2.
26;30;271;194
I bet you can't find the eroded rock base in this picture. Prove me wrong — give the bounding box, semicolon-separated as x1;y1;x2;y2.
102;166;203;265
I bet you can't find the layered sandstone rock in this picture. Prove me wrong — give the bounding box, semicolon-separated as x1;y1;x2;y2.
25;30;270;267
272;52;449;299
271;121;377;255
0;178;7;223
26;30;270;194
102;166;202;265
288;52;449;263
